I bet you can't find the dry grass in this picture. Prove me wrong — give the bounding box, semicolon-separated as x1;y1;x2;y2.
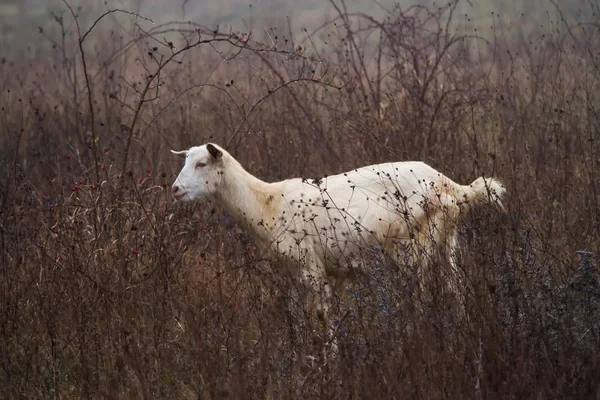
1;0;599;398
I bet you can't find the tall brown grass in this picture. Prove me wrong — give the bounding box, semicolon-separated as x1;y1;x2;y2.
1;0;599;398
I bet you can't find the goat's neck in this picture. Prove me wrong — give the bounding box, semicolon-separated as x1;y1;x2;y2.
215;162;279;240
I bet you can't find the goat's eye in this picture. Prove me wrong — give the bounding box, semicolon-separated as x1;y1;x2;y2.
196;162;206;169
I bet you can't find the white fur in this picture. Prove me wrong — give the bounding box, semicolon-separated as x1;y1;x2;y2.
172;143;506;323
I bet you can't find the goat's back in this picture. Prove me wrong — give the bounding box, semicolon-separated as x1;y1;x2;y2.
274;161;460;267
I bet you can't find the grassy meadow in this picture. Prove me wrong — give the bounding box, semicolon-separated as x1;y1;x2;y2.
1;0;599;398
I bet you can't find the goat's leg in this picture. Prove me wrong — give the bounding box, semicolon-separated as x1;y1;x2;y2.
445;231;466;315
299;265;331;326
298;259;338;356
434;196;468;312
445;232;461;293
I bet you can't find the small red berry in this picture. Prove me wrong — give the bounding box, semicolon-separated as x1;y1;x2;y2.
42;195;47;200
120;103;124;107
66;154;71;160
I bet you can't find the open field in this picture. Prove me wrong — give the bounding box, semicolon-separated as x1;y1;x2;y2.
1;0;600;398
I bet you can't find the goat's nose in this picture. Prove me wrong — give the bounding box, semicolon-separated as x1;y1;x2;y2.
172;185;179;194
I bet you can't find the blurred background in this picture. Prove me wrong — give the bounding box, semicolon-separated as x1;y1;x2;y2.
0;0;599;398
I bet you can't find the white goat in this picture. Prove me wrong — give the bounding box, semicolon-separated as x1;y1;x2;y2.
171;143;505;328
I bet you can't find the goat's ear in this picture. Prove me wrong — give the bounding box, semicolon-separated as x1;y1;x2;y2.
170;149;188;158
206;143;223;160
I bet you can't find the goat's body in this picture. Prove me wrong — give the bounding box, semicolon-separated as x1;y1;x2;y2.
264;162;462;270
172;143;506;340
223;160;501;281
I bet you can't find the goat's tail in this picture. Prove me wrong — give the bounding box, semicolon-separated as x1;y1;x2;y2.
456;176;506;212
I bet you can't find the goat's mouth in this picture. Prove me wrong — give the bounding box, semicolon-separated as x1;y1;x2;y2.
173;192;188;202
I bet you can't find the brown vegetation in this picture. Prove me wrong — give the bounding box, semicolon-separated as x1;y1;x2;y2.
1;0;599;398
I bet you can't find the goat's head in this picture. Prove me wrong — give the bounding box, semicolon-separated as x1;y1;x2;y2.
171;143;224;202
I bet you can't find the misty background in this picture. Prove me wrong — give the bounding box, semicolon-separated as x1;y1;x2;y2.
0;0;589;51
